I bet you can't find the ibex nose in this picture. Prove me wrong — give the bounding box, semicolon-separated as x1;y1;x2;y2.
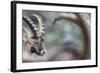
40;49;46;56
42;51;46;54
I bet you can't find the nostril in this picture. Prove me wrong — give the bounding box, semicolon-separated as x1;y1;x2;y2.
40;50;46;55
43;51;45;54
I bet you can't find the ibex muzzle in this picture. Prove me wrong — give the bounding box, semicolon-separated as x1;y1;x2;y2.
31;36;46;56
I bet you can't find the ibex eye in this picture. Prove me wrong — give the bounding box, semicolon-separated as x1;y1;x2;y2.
31;36;38;39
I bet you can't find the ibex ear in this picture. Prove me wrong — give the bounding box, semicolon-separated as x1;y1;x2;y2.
22;34;28;42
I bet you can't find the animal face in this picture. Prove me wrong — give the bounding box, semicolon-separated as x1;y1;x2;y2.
22;14;46;56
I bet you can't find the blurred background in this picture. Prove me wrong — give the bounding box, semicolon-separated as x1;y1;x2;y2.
22;10;91;62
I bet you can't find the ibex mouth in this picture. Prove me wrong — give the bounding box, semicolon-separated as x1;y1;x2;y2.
30;46;46;56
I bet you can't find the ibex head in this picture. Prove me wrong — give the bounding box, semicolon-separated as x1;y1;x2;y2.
23;14;46;56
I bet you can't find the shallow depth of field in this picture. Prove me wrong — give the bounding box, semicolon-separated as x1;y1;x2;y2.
22;10;91;62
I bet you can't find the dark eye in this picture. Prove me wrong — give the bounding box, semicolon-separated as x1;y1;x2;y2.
31;36;38;39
